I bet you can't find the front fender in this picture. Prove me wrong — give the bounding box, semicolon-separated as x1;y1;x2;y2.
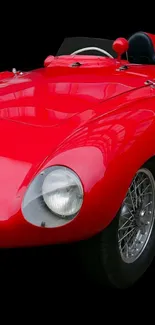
39;92;155;238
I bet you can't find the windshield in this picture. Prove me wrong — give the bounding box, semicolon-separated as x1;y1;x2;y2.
56;37;117;58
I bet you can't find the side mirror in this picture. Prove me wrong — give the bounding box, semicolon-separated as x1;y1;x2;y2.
112;38;129;60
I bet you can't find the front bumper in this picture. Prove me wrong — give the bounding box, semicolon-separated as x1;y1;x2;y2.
0;208;102;248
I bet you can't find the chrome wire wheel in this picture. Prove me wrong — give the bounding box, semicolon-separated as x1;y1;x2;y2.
118;168;155;264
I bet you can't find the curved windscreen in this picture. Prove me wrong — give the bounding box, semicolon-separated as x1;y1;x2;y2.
56;37;117;58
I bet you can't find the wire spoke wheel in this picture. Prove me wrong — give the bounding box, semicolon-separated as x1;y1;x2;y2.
79;164;155;288
118;168;155;264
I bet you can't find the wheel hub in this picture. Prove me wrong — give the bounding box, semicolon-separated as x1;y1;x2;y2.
135;207;146;227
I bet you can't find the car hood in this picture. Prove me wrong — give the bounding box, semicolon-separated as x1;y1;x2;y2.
0;57;149;127
0;58;152;221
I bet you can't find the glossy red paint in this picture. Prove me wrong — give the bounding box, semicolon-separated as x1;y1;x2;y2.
0;71;14;80
1;46;155;247
44;55;55;67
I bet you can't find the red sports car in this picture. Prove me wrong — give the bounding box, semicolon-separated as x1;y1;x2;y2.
1;31;155;288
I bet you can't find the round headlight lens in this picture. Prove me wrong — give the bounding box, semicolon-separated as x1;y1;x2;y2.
42;167;83;217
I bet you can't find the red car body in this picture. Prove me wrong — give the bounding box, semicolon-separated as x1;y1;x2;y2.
1;40;155;248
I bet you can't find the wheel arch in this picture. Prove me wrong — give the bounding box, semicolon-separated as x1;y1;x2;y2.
141;155;155;174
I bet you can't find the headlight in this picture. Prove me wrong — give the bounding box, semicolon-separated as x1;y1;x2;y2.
22;166;84;228
42;167;83;217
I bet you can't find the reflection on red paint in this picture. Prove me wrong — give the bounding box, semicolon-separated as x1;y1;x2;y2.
0;55;155;246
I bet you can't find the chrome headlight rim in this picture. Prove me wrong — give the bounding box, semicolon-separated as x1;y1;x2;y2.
22;165;84;228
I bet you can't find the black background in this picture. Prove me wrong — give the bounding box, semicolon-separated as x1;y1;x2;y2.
1;7;155;304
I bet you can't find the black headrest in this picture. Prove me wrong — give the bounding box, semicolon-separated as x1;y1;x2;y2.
128;32;155;64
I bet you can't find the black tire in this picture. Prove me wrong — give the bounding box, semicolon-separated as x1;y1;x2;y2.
78;161;155;289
